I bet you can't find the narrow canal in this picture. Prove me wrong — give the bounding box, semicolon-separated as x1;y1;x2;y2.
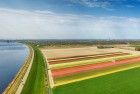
0;42;29;93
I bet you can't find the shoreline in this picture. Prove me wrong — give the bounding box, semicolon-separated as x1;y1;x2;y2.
3;45;34;94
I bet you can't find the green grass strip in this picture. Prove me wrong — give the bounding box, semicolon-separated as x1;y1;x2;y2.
21;46;46;94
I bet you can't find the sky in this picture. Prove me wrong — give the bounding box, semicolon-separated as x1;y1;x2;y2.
0;0;140;39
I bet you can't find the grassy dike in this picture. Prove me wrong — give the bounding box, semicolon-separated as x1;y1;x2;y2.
21;46;47;94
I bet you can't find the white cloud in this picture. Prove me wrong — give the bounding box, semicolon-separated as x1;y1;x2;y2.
69;0;111;8
0;8;140;39
68;0;137;10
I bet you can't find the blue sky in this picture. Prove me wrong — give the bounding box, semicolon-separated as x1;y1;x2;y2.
0;0;140;39
0;0;140;17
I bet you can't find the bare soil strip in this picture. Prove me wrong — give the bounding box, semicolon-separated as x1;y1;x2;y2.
42;47;125;60
49;53;129;64
48;52;123;60
52;56;140;78
43;51;54;89
46;57;54;88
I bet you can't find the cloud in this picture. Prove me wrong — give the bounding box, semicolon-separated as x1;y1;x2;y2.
68;0;138;10
0;8;140;39
69;0;111;8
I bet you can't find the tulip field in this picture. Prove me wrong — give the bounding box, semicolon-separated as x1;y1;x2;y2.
42;47;140;94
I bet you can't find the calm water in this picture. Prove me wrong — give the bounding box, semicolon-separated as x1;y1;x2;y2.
0;42;29;93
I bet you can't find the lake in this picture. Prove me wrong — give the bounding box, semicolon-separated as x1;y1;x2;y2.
0;42;29;93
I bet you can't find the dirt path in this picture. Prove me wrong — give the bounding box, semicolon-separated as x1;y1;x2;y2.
15;46;34;94
52;56;140;78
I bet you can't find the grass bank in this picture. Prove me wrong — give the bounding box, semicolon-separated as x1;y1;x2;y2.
21;46;46;94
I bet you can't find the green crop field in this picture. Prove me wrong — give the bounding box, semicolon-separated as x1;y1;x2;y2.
21;46;46;94
53;66;140;94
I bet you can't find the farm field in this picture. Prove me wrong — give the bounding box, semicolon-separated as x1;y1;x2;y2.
53;67;140;94
54;60;140;86
52;56;140;78
41;46;139;60
41;46;140;94
49;54;138;70
48;52;129;64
